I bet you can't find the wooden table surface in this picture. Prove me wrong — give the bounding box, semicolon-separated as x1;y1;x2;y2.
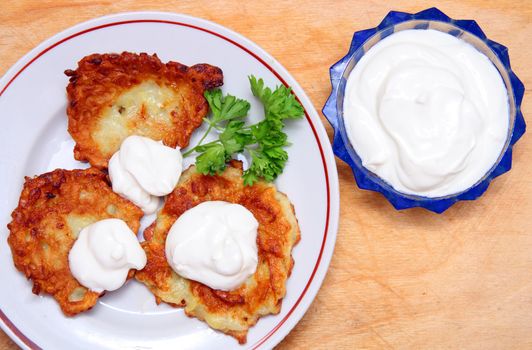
1;0;531;349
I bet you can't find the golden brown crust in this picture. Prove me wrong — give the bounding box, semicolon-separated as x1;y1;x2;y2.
7;168;143;316
135;161;301;344
65;52;223;168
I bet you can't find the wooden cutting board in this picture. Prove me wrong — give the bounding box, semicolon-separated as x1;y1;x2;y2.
1;1;531;348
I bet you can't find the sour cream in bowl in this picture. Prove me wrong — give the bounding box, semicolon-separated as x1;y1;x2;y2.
323;8;526;213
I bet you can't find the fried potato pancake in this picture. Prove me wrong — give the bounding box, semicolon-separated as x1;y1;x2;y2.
65;52;223;168
135;161;300;344
7;168;143;316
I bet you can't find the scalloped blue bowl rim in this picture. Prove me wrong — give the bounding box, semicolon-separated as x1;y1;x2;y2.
323;7;526;213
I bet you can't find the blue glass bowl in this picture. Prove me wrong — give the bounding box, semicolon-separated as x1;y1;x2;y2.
323;7;526;213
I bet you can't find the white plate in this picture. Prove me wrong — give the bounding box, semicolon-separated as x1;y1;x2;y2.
0;12;339;350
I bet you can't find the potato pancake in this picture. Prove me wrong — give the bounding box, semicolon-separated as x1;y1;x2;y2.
7;168;143;316
65;52;223;168
135;161;300;344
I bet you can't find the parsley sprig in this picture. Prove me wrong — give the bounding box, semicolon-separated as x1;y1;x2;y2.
184;75;304;185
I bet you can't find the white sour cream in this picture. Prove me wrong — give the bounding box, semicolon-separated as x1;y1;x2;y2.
68;218;147;293
109;153;159;214
343;29;509;197
109;135;183;214
165;201;259;291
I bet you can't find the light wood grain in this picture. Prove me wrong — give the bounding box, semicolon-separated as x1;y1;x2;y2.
1;1;531;349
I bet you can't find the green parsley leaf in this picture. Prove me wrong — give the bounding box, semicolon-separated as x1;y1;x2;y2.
183;90;251;158
251;120;288;148
195;143;227;175
188;77;303;185
243;146;288;184
220;121;251;155
249;75;304;121
204;89;250;123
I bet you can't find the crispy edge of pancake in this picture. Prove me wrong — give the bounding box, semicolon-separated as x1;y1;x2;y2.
7;168;143;316
64;52;223;168
135;161;301;344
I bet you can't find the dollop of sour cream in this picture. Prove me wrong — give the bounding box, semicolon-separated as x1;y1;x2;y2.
68;218;147;293
165;201;259;291
109;135;183;214
343;29;509;197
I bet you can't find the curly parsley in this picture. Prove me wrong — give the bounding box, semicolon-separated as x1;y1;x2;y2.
184;75;304;185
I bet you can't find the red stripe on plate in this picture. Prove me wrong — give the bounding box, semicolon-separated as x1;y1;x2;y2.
0;309;40;350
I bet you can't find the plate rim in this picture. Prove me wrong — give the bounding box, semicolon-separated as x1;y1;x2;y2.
0;11;340;350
